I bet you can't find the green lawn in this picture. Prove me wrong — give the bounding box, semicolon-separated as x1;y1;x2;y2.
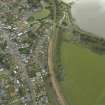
33;8;50;20
60;42;105;105
27;8;50;24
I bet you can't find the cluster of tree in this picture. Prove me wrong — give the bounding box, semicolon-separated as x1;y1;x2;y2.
54;29;64;81
0;50;12;69
26;63;37;78
73;30;105;55
27;0;41;9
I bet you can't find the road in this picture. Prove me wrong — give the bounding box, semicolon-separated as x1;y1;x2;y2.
47;1;70;105
48;39;68;105
47;1;68;104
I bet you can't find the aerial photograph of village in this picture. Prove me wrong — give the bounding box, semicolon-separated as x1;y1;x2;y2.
0;0;105;105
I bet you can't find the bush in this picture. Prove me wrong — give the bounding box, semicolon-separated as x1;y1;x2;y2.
27;16;35;23
18;47;30;54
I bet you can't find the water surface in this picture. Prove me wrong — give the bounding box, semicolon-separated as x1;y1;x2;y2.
71;0;105;37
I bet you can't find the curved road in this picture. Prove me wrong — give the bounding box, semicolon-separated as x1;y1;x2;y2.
47;1;69;105
48;38;68;105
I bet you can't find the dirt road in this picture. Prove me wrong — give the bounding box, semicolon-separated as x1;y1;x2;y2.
48;39;68;105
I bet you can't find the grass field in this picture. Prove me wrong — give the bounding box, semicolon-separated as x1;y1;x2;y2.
60;41;105;105
33;8;50;20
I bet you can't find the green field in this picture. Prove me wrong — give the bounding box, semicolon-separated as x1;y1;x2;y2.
60;41;105;105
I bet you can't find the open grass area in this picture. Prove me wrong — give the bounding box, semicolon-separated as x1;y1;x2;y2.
60;41;105;105
33;8;50;20
27;8;50;24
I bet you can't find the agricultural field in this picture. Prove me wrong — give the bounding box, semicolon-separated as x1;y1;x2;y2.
60;40;105;105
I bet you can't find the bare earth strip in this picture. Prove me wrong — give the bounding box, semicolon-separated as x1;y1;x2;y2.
48;39;68;105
